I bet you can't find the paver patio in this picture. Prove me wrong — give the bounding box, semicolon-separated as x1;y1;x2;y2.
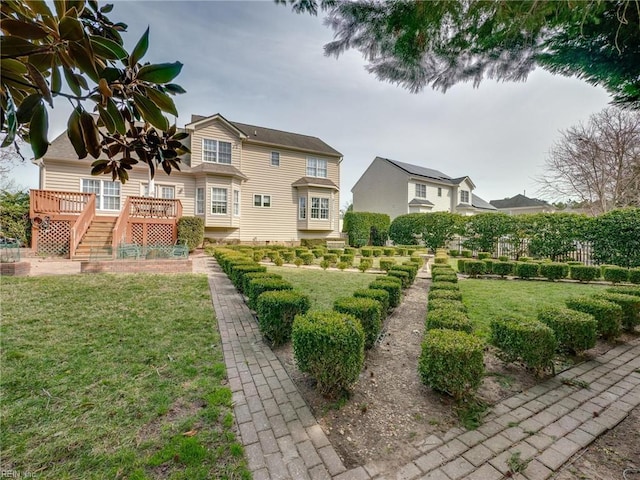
204;256;640;479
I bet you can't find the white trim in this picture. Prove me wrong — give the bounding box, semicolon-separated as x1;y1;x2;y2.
253;194;272;208
211;187;228;215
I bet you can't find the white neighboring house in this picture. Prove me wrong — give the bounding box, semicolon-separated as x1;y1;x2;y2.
489;194;557;215
351;157;496;219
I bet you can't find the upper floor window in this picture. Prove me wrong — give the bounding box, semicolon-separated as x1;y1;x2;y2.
211;187;228;214
254;194;271;207
82;179;120;210
415;183;426;198
438;187;442;197
460;190;470;203
203;139;232;164
306;157;327;178
271;152;280;167
311;197;329;219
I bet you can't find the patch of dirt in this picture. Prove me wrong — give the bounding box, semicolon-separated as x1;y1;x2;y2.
554;407;639;480
135;399;205;447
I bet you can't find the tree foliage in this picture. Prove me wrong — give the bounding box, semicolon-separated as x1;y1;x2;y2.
523;213;591;261
0;188;31;246
281;0;640;108
587;208;640;268
389;212;461;249
1;0;189;183
462;213;514;254
538;107;640;215
343;211;390;247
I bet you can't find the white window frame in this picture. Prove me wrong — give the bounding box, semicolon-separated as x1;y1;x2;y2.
233;189;240;216
415;183;426;198
195;188;205;215
253;194;271;208
271;151;280;167
81;179;120;211
211;187;228;215
298;196;306;220
142;183;175;199
460;190;470;203
203;138;232;164
306;157;328;178
310;197;329;220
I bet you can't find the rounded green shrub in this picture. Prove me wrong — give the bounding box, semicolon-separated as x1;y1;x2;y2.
492;261;514;278
292;310;365;398
490;317;557;375
281;250;295;263
230;264;267;291
539;262;570;281
370;278;402;308
320;259;330;270
300;253;315;265
629;268;640;284
607;286;640;297
247;277;293;309
477;252;491;260
387;269;410;288
256;290;311;346
396;247;407;256
432;273;458;283
603;266;630;284
418;329;484;400
463;260;485;278
428;289;463;301
340;254;355;265
429;282;460;291
295;248;309;257
323;253;338;263
334;297;382;349
344;247;357;255
337;261;350;271
425;310;473;333
461;250;472;258
379;258;396;271
360;248;373;257
177;216;204;252
449;249;460;257
253;249;266;262
595;292;640;331
498;255;509;262
358;258;373;272
482;259;494;274
537;305;597;354
569;265;600;283
390;264;418;284
242;272;282;294
433;256;449;265
457;258;467;272
353;288;390;315
428;298;467;312
293;257;304;267
514;262;540;279
383;248;395;256
311;248;325;258
565;296;622;340
372;248;383;257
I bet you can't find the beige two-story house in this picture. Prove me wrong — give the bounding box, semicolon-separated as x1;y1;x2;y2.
489;194;557;215
32;113;342;257
351;157;495;220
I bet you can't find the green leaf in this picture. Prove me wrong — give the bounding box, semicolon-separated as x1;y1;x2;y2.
68;42;99;83
137;62;183;84
28;1;54;17
1;92;17;148
26;63;53;107
100;3;113;13
16;93;43;124
0;37;42;57
100;67;122;83
129;26;149;67
59;16;84;41
30;102;49;159
0;19;50;39
80;111;101;158
51;64;61;95
106;98;126;135
0;59;28;75
143;86;178;116
90;36;127;60
133;92;168;131
63;67;81;96
53;0;67;18
172;132;189;141
164;83;187;94
67;107;87;158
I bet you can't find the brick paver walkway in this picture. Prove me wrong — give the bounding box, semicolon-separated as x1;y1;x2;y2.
206;257;640;480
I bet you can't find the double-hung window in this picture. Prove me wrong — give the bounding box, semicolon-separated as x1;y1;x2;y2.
306;157;327;178
195;188;205;215
438;187;442;197
415;184;426;198
311;197;329;219
271;152;280;167
211;188;228;214
82;179;120;210
298;196;306;219
233;190;240;216
143;184;175;199
254;194;271;207
203;139;232;164
460;190;470;203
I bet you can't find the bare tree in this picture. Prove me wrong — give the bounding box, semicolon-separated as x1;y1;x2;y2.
538;107;640;215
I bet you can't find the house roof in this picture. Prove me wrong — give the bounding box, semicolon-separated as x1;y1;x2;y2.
472;194;497;211
189;114;342;157
489;194;553;209
378;157;475;188
291;176;339;190
408;198;434;206
187;163;248;180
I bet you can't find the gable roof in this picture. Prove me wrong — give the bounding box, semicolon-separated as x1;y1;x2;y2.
188;114;342;157
378;157;475;188
472;194;497;211
490;194;553;209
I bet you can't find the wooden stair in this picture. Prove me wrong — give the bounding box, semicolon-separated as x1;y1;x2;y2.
72;218;117;261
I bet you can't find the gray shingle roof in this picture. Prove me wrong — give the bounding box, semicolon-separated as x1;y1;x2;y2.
187;163;248;180
489;194;552;209
408;198;434;206
472;194;497;211
291;176;339;190
380;157;454;183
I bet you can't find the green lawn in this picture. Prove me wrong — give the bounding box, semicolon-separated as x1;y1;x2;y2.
268;266;380;310
458;279;607;338
1;274;249;480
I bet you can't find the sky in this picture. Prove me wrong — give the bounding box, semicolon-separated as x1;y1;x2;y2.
7;0;613;205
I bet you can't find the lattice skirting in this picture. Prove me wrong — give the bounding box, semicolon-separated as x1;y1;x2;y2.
37;221;70;256
130;223;174;245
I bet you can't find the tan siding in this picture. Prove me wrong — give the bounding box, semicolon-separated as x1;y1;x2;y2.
189;120;241;168
352;158;408;220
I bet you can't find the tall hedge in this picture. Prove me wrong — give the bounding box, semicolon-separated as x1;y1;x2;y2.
389;212;462;250
461;213;514;255
588;208;640;268
343;211;390;247
177;216;205;252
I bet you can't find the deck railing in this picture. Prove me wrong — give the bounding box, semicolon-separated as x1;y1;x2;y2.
128;196;183;218
30;189;93;217
70;194;96;257
111;197;132;251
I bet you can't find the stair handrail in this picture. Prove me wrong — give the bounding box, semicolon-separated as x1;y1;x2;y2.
69;194;96;257
112;196;132;251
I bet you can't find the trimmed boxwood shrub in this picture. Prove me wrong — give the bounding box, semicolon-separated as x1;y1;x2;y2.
429;282;460;291
490;317;557;375
390;264;417;284
281;250;295;263
353;288;390;314
361;247;373;257
253;249;266;262
242;272;282;294
370;278;402;308
328;248;343;255
569;265;600;283
344;247;357;255
358;258;373;272
337;261;350;271
388;269;410;288
498;255;509;262
428;298;467;312
418;329;484;400
343;211;390;247
177;216;204;252
457;259;467;272
425;310;473;333
295;248;309;257
539;262;570;281
482;259;494;274
477;252;491;260
629;268;640;284
379;258;396;271
449;249;460;257
566;296;622;340
595;292;640;331
292;310;365;398
372;248;383;257
383;248;395;256
256;290;311;346
340;254;355;265
603;266;630;284
461;250;472;258
320;259;330;270
334;297;382;349
537;306;597;354
607;286;640;297
463;260;485;278
300;253;315;265
311;248;325;258
428;289;463;301
409;255;424;266
492;261;514;278
514;262;540;279
433;256;449;265
247;277;293;309
396;247;407;256
323;253;338;263
230;264;267;290
432;273;458;283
